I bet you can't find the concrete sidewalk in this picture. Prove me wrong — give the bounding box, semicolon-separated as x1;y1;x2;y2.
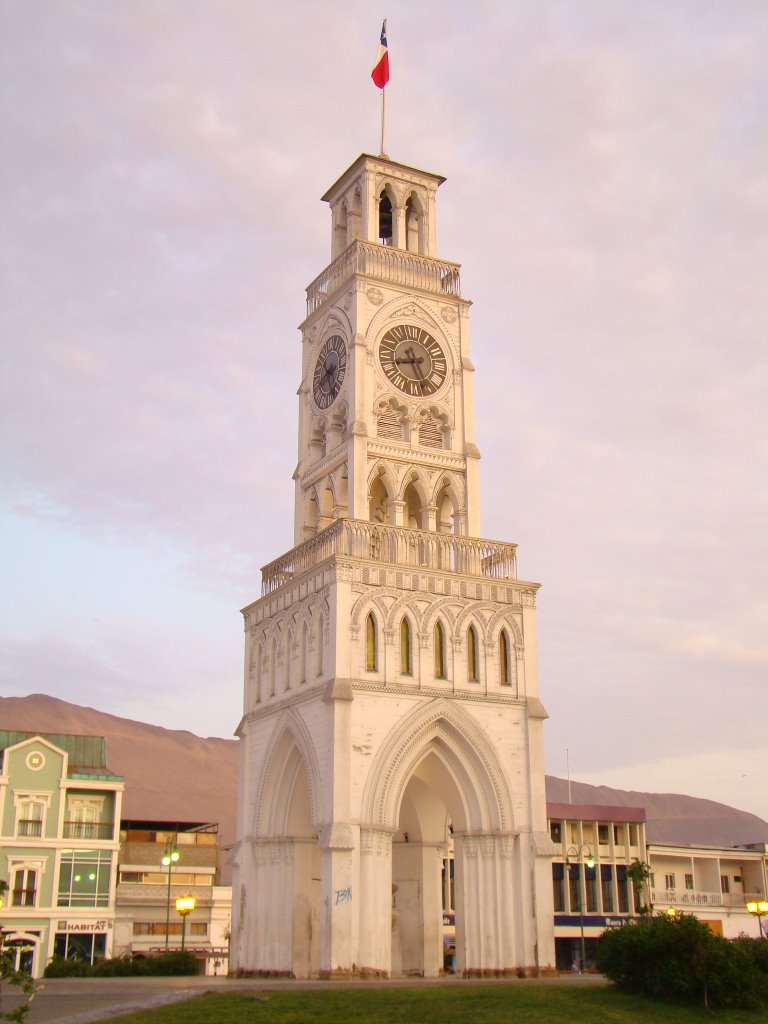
3;972;608;1024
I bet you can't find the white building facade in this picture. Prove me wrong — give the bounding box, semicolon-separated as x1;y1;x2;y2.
231;153;556;978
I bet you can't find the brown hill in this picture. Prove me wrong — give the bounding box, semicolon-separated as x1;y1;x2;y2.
2;694;766;878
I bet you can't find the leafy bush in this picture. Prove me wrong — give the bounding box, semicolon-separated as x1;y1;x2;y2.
144;951;198;976
45;950;198;979
90;956;138;977
596;913;768;1010
43;955;89;978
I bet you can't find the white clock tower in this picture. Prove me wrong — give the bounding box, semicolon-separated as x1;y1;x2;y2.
231;153;556;978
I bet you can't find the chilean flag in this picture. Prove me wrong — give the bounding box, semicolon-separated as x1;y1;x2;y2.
371;20;389;89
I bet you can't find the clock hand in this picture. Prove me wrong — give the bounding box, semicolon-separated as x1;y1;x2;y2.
405;346;426;380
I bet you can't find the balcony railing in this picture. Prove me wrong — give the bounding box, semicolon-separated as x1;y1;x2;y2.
306;240;461;315
652;889;766;909
261;518;518;596
63;821;115;840
17;819;42;837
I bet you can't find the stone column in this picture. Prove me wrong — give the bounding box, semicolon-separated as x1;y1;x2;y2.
358;827;393;976
318;823;357;978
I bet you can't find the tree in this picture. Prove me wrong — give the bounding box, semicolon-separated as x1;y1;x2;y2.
0;880;37;1023
626;858;653;916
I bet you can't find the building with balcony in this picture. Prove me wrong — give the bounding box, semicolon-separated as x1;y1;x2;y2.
113;822;231;974
547;803;647;970
0;731;124;977
648;841;768;939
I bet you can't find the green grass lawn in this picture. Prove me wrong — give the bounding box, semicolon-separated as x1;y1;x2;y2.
99;984;766;1024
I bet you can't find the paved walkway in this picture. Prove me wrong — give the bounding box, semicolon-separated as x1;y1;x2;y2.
3;972;607;1024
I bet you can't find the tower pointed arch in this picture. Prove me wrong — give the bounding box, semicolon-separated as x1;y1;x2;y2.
361;698;516;835
254;709;322;837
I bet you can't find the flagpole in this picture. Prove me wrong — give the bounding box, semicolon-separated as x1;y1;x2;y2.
380;85;386;157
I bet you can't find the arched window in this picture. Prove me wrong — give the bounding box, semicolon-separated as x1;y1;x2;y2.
467;625;479;682
269;639;277;697
378;190;393;245
299;624;307;684
12;867;37;907
254;643;263;703
499;630;510;685
434;620;446;679
366;612;378;671
400;617;412;675
316;614;324;676
284;630;292;691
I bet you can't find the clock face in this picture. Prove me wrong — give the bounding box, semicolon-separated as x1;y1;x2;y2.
312;335;347;409
379;324;447;397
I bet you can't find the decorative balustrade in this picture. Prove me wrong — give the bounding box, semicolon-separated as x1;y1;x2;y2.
63;821;115;840
17;819;42;837
306;240;462;315
652;889;766;909
261;518;517;596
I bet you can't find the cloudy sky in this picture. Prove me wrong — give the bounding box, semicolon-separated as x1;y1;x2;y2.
2;1;766;820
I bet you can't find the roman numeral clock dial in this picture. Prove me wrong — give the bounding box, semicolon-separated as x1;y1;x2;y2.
378;324;448;397
312;334;347;409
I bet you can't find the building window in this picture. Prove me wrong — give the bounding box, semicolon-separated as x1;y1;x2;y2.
499;630;510;685
664;873;675;890
585;864;597;913
17;799;44;838
568;865;580;912
65;798;110;841
366;613;377;671
119;871;211;885
685;873;694;890
617;866;629;913
400;617;412;675
12;868;37;907
434;620;446;678
601;865;614;912
132;922;207;936
467;625;478;682
57;850;112;907
720;875;730;894
598;824;609;845
552;864;565;912
550;822;562;844
54;932;107;965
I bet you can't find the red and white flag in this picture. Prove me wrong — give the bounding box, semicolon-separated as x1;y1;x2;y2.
371;20;389;89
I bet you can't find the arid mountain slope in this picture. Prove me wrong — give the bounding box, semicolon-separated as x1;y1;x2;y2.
2;694;766;860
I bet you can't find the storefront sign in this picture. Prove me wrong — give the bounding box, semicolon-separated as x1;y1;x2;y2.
56;920;113;932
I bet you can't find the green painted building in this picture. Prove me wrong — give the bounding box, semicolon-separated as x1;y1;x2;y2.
0;731;124;977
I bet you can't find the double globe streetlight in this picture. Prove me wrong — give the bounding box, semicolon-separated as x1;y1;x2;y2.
162;839;180;951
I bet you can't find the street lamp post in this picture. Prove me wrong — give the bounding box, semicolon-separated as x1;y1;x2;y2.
746;900;768;939
566;844;595;974
161;836;180;951
175;894;196;951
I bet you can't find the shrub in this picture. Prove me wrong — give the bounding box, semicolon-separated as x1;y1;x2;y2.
44;950;198;979
43;955;89;978
596;913;768;1010
145;951;198;976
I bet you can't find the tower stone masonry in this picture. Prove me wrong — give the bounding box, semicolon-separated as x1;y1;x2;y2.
231;153;556;978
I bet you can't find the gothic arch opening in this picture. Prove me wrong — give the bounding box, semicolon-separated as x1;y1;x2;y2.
403;478;425;530
362;701;517;977
378;187;394;245
435;478;460;535
253;721;321;978
369;467;393;524
405;192;425;254
334;200;348;258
